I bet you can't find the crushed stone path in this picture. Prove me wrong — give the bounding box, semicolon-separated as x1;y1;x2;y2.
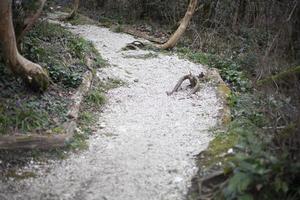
0;22;222;200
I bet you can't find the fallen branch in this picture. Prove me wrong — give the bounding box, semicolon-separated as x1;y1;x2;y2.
122;41;145;51
167;72;204;96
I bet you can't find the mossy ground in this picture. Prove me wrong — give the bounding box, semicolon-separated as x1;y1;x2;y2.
0;21;105;136
0;20;108;179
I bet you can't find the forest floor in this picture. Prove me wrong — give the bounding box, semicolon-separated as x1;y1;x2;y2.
0;13;224;200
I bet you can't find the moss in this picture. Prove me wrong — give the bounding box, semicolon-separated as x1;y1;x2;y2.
217;83;232;125
199;130;239;168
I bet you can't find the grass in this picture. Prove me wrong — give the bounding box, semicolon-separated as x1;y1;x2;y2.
0;21;108;136
98;78;125;91
176;47;251;92
85;90;106;107
0;105;49;135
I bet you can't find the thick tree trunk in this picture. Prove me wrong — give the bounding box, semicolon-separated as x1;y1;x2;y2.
0;0;49;91
65;0;80;20
159;0;198;50
17;0;47;44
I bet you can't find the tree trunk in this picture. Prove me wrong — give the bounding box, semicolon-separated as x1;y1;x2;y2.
17;0;47;45
159;0;198;50
0;0;49;91
65;0;80;20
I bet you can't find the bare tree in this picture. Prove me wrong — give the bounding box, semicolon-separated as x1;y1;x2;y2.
159;0;198;50
0;0;49;91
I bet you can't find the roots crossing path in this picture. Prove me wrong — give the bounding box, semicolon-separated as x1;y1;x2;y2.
0;23;222;200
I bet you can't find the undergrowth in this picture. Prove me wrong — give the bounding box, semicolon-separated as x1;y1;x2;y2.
181;47;300;200
176;47;251;92
0;21;107;135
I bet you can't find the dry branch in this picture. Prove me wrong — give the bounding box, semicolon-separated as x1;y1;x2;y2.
167;72;204;96
122;41;145;51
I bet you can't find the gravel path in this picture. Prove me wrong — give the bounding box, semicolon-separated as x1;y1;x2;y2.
0;23;221;200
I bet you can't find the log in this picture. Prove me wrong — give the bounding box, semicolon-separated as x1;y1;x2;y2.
67;71;93;119
0;122;76;150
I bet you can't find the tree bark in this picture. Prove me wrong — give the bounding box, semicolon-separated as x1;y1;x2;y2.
159;0;198;50
65;0;80;20
0;0;49;91
17;0;47;44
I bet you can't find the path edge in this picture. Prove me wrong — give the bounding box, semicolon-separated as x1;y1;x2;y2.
0;66;94;150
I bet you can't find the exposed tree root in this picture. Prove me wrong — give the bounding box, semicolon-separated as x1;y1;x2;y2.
122;41;145;51
198;171;229;200
167;72;204;96
0;0;49;91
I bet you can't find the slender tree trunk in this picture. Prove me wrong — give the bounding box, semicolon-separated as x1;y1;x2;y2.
17;0;47;45
0;0;49;91
159;0;198;50
232;0;241;34
65;0;80;20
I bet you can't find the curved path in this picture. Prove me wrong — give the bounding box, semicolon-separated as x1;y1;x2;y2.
0;23;221;200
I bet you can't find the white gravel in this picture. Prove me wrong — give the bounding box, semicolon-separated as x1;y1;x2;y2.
0;24;222;200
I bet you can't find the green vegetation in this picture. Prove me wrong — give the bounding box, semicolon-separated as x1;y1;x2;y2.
0;21;106;135
99;78;125;91
178;43;299;199
24;21;106;88
176;47;251;92
0;104;49;135
85;89;106;107
189;67;300;200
